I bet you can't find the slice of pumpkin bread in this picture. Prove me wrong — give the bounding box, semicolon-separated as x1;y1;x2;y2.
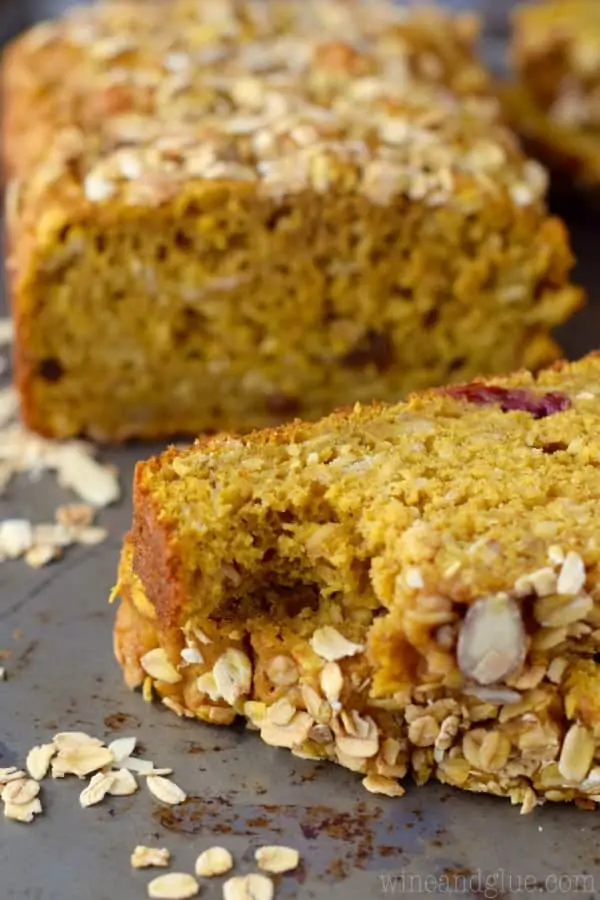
3;0;582;439
113;354;600;809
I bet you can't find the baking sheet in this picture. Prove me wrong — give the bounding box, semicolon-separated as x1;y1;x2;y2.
2;4;600;899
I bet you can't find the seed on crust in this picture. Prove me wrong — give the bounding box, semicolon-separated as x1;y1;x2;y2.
147;775;187;805
362;774;406;797
195;846;234;877
457;594;526;685
79;772;116;807
223;874;274;900
260;711;313;749
26;744;56;780
212;649;252;705
265;698;296;726
255;844;300;873
140;648;182;684
131;845;171;869
265;655;298;686
557;551;586;596
320;662;343;704
147;873;199;899
558;724;595;783
309;626;364;661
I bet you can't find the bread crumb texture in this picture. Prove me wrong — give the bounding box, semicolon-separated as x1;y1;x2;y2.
112;354;600;809
4;0;581;439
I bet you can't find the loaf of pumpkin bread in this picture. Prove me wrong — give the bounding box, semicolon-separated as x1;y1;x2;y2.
507;0;600;194
114;354;600;809
3;0;582;440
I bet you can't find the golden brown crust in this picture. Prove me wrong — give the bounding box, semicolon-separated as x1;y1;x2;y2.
3;0;583;440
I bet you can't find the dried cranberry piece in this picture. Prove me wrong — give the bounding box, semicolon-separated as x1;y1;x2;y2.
446;383;571;419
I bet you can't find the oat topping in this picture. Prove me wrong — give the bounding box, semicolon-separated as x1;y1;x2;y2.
79;772;116;807
140;648;182;684
309;626;364;661
457;594;527;685
7;0;546;221
195;846;234;877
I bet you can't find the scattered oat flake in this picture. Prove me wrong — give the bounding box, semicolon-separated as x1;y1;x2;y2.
26;744;56;781
255;845;300;874
147;873;199;899
108;768;138;796
79;772;116;807
120;756;157;775
108;736;137;763
362;774;406;797
25;544;61;569
0;768;26;785
53;731;104;750
56;504;94;528
223;873;274;900
195;846;234;877
4;796;42;823
76;525;109;546
2;778;40;805
147;775;186;805
131;845;171;869
0;519;33;558
0;317;13;346
52;745;114;778
309;626;364;661
0;667;5;681
0;387;18;427
557;551;586;596
55;445;120;507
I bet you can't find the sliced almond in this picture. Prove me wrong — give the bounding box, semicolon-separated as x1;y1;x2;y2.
147;775;187;806
223;874;273;900
26;744;56;781
108;768;138;796
195;846;234;877
457;594;526;685
309;626;364;662
2;778;40;805
147;873;199;899
140;648;182;684
212;649;252;706
255;845;300;874
131;845;171;869
79;772;116;807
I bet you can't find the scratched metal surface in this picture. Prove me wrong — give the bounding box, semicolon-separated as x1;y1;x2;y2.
2;4;600;900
